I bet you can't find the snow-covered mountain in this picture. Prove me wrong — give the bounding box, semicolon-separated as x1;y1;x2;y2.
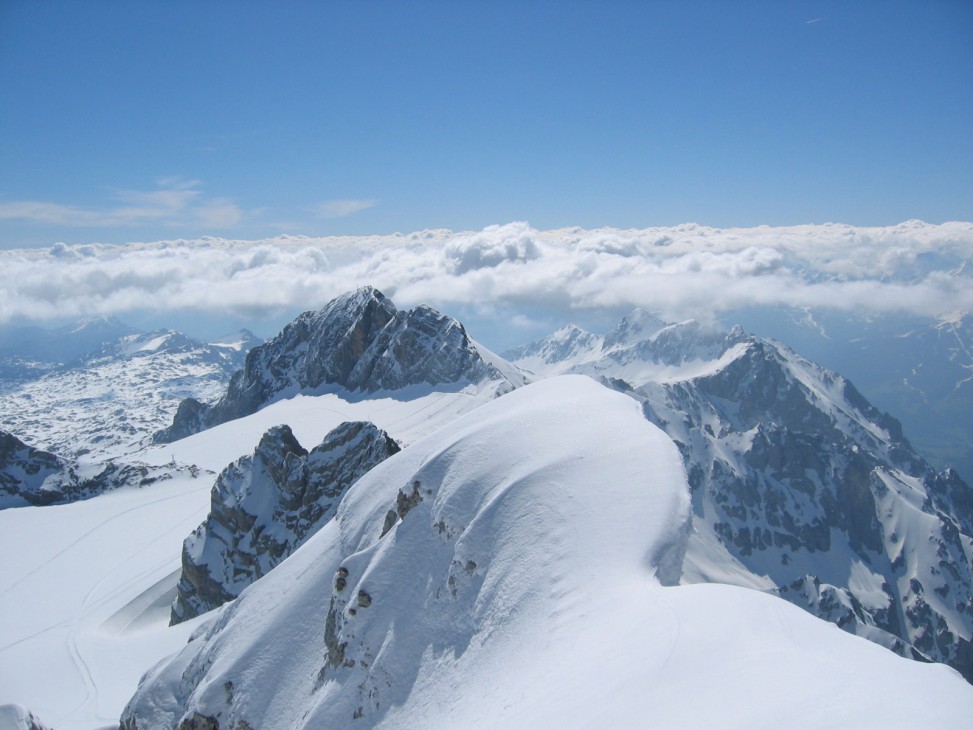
505;308;734;384
723;307;973;479
119;377;973;729
508;314;973;682
155;287;522;443
172;421;400;624
0;328;260;461
3;289;972;728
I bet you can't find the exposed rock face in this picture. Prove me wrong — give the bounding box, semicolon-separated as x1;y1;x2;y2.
512;311;973;681
630;334;973;682
156;287;504;443
0;430;71;507
0;429;197;508
171;421;400;624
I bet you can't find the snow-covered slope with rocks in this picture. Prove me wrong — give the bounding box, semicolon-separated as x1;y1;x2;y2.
0;428;201;509
155;287;521;442
172;421;400;624
0;360;522;728
4;289;972;728
120;376;973;729
511;313;973;682
0;328;259;461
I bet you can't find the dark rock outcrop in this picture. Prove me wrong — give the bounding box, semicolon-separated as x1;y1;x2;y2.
171;421;400;624
628;333;973;682
0;429;197;508
155;287;504;443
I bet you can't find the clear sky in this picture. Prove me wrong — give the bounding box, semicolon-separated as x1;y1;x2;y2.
1;0;972;247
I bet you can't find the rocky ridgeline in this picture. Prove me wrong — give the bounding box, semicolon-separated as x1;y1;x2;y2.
155;287;505;443
0;429;200;508
509;315;973;682
171;421;400;624
635;334;972;681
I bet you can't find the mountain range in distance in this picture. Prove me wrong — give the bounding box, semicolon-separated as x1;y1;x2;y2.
1;287;971;728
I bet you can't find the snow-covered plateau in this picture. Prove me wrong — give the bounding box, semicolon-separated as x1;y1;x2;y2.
1;288;972;728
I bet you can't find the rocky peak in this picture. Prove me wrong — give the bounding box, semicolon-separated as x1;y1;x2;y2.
155;288;505;442
603;308;667;350
171;420;400;624
628;332;973;682
0;429;201;508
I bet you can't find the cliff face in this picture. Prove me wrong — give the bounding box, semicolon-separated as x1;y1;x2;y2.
171;421;400;624
633;336;973;681
155;287;505;443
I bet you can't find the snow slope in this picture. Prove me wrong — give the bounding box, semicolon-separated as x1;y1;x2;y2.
121;377;973;729
0;477;211;729
0;380;506;728
137;381;506;473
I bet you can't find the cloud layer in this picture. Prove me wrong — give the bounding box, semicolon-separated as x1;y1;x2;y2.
1;220;971;336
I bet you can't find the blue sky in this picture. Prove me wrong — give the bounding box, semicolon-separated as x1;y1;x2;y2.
1;1;971;247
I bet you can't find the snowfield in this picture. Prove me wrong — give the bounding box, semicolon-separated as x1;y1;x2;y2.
0;476;211;729
120;377;973;728
0;380;505;729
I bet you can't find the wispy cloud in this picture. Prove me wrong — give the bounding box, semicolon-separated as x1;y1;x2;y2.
0;221;970;331
309;199;378;220
0;179;242;230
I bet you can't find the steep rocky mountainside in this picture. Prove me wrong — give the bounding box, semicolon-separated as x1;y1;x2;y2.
511;316;973;682
0;328;258;460
729;307;973;479
0;428;201;508
155;287;513;443
171;421;400;624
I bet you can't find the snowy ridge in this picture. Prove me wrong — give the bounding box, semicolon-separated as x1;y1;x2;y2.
0;376;512;728
120;377;973;729
511;310;973;680
504;311;737;386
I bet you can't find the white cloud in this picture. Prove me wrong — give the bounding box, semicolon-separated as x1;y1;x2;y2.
0;220;971;336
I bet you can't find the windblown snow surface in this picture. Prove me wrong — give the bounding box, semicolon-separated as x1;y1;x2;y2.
122;377;973;729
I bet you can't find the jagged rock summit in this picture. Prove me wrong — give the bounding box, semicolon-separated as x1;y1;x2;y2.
171;421;400;624
0;430;76;508
155;287;509;443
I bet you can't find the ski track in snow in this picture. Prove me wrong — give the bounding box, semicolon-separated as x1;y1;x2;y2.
0;479;211;729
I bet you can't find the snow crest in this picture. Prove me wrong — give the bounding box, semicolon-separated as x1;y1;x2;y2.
121;376;691;728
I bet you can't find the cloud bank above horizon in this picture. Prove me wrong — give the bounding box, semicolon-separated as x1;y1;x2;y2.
2;220;971;336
